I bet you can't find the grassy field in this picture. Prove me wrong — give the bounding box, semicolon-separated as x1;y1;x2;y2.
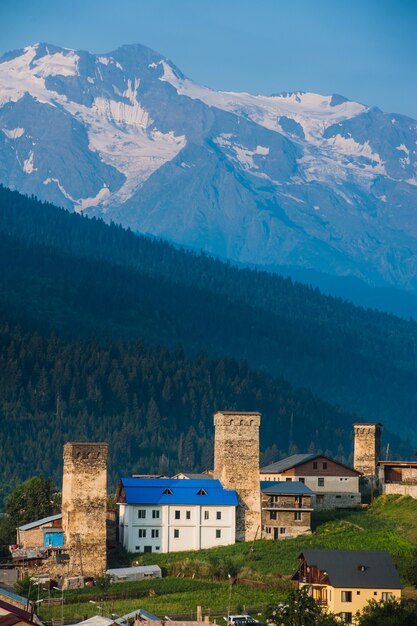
39;495;417;623
41;578;281;622
131;495;417;579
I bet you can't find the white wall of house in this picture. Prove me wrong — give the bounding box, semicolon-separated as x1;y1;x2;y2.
261;473;359;493
119;504;236;553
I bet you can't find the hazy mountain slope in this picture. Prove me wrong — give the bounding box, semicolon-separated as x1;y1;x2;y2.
0;187;415;442
0;43;416;294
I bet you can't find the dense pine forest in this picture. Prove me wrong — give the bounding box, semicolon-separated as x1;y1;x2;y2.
0;322;410;507
0;186;415;440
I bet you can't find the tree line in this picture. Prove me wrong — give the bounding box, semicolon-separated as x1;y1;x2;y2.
0;185;415;441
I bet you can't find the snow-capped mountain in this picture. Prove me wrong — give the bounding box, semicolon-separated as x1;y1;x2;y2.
1;42;417;292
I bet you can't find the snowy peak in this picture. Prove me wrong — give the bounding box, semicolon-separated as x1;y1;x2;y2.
0;42;417;293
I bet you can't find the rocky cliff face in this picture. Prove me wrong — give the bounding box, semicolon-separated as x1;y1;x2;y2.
1;42;416;291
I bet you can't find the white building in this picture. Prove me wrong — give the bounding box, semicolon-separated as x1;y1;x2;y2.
116;478;238;553
260;454;361;509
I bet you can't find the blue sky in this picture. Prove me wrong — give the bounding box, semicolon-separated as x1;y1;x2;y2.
1;0;416;118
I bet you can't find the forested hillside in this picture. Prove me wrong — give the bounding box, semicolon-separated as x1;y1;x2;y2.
0;187;416;440
0;322;410;507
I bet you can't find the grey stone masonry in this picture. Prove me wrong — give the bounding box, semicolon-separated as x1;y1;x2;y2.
213;411;261;542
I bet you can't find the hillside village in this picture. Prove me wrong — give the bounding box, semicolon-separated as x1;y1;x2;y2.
1;413;416;626
0;3;415;626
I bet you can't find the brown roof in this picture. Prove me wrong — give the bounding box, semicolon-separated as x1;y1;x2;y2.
0;614;33;626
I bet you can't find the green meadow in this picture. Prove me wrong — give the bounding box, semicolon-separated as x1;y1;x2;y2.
41;496;417;623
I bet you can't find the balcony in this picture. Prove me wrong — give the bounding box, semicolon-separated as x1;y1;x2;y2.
263;502;313;511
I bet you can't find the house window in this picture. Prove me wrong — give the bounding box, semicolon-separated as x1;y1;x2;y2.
316;495;324;504
138;529;146;538
216;529;221;538
323;462;327;470
173;529;179;538
382;592;393;601
285;477;292;482
294;512;302;521
318;477;324;487
135;545;140;551
155;546;160;550
186;511;191;520
313;462;318;469
266;527;271;534
373;591;377;596
151;529;159;538
204;511;209;520
299;477;305;483
175;510;180;519
216;511;222;520
336;495;341;499
152;509;160;518
138;510;146;519
270;511;277;520
340;613;352;624
280;527;285;534
341;591;352;602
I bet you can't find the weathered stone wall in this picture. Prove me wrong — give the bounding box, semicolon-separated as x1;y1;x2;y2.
353;423;381;477
262;509;311;539
382;483;417;498
62;442;108;577
213;411;261;541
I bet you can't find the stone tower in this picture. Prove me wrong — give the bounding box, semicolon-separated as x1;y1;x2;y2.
213;411;261;541
353;422;382;477
62;442;108;577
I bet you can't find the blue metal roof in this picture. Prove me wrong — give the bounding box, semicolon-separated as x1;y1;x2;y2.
120;478;238;506
0;587;28;606
261;481;315;495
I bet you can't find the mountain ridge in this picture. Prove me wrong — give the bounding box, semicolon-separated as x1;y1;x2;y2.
0;186;415;445
0;42;416;295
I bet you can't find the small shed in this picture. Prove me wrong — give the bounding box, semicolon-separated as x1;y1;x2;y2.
16;515;63;549
106;565;162;582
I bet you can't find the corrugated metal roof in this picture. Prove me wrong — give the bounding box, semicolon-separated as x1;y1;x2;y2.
260;454;318;474
106;565;161;576
120;478;238;506
72;617;114;626
17;514;62;531
295;549;402;589
261;481;315;495
114;609;160;624
260;454;360;475
0;588;29;606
